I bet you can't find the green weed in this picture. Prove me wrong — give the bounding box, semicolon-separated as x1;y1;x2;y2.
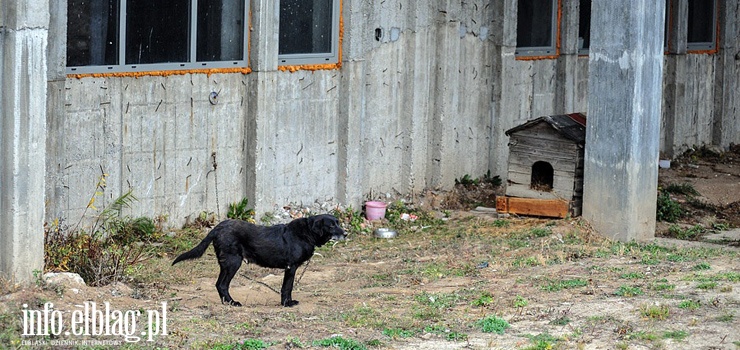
677;300;701;310
656;191;683;222
614;285;643;297
476;316;510;334
313;336;368;350
382;328;415;339
471;292;494;307
513;295;529;308
668;225;707;240
227;197;256;223
662;330;688;341
639;304;670;320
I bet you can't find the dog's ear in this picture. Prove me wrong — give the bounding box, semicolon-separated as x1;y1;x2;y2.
309;215;325;233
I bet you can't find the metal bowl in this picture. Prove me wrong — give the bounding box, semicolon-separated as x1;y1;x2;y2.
373;228;397;239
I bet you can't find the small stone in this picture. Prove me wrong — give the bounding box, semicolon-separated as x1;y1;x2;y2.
43;272;86;287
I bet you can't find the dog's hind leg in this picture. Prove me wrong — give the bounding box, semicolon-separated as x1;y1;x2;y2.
216;255;243;306
280;265;300;307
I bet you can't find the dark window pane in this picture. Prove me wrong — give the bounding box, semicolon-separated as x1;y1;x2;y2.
197;0;245;61
126;0;189;64
687;0;714;44
578;0;590;50
517;0;554;48
67;0;119;66
279;0;334;55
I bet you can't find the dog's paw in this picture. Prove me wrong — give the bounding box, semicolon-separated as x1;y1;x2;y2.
282;300;299;307
230;301;243;307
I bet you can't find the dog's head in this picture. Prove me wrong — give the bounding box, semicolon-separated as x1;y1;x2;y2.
309;214;347;246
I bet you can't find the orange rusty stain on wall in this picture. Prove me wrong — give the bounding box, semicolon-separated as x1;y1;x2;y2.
68;67;252;79
278;0;344;73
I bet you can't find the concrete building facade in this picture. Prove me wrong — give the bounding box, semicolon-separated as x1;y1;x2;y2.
2;0;738;282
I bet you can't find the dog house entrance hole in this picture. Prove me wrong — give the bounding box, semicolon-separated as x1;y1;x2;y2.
530;161;554;191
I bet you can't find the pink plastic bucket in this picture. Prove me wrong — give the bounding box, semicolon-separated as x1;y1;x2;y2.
365;201;387;220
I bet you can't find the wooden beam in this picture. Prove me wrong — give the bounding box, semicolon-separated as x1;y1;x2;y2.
496;196;570;218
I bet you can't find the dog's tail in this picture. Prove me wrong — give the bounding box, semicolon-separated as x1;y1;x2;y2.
172;225;221;265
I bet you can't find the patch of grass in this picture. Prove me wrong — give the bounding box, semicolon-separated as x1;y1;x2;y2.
696;282;717;290
512;256;540;268
542;278;588;292
342;306;384;329
692;262;711;271
677;300;701;310
620;272;645;280
492;219;510;228
382;328;416;339
313;336;368;350
650;282;676;291
522;333;560;350
529;227;551;238
662;330;688;341
614;285;643;297
513;295;529;308
668;224;707;241
422;325;467;341
717;312;734;322
0;311;22;349
415;292;462;309
639;304;670;320
471;292;494;307
476;316;510;334
236;339;272;350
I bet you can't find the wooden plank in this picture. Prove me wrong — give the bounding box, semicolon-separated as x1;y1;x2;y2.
496;196;570;218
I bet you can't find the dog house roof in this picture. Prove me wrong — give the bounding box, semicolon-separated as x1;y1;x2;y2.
505;113;587;144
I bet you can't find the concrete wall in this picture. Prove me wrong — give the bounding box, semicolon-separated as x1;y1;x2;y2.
43;0;740;227
1;0;49;282
46;0;496;224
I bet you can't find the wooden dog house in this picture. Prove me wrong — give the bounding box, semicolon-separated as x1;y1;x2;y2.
497;113;586;218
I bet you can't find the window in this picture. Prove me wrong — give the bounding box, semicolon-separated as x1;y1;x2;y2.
687;0;717;51
67;0;248;74
516;0;559;57
577;0;590;54
279;0;341;66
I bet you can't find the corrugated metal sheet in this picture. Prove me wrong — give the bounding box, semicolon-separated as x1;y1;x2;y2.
505;113;587;144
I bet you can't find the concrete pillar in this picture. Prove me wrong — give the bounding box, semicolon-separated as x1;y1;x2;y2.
583;1;665;242
245;0;279;214
0;1;50;282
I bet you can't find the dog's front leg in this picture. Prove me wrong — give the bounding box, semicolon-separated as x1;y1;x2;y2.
280;265;299;307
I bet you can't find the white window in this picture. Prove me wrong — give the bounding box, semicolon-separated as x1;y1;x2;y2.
687;0;717;51
66;0;248;74
279;0;341;66
516;0;559;57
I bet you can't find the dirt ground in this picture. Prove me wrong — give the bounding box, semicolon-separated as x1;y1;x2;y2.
1;147;738;350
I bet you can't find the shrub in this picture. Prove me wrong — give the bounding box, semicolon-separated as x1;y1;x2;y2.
227;197;256;223
656;191;683;222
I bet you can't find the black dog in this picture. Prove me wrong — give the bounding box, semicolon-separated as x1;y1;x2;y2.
172;214;346;307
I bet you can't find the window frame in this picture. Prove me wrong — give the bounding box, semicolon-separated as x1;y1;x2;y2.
278;0;342;67
66;0;250;75
515;0;561;58
686;0;718;52
577;0;590;55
